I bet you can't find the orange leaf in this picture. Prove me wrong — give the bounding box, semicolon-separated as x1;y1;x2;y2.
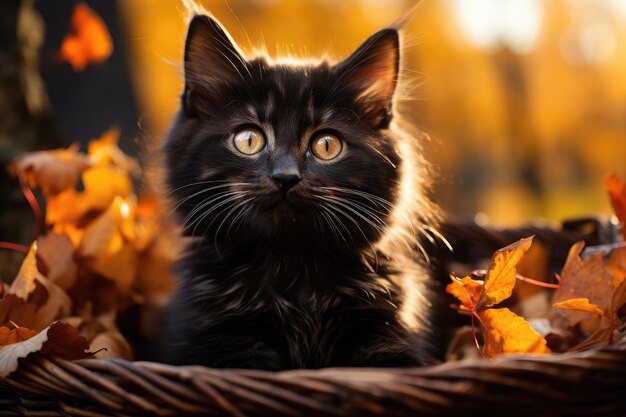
478;308;551;358
446;276;483;310
88;126;139;174
553;298;605;316
60;3;113;71
4;243;72;330
10;144;91;196
605;174;626;239
476;236;534;309
0;322;91;377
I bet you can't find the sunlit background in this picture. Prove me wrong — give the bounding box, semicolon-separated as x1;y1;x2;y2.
39;0;626;226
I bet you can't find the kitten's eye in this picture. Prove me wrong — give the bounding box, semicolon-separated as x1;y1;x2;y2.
311;133;342;161
233;128;265;155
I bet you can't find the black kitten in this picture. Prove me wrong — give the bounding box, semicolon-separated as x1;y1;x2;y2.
160;7;439;370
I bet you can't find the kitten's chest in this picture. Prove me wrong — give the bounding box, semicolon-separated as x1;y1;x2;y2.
278;296;347;368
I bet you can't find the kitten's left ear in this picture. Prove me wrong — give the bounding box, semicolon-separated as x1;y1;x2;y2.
333;29;400;129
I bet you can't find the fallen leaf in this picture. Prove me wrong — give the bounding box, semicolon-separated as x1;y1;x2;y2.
91;330;133;360
46;164;132;226
88;126;139;174
0;322;91;377
552;242;614;325
10;144;91;196
60;3;112;72
477;236;534;309
80;197;138;293
3;243;72;330
446;276;483;310
37;233;78;290
553;298;605;316
478;308;551;358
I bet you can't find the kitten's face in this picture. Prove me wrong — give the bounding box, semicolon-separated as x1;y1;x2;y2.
166;15;402;250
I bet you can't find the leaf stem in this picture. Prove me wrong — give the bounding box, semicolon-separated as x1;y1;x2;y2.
0;242;29;253
516;275;560;289
20;179;44;237
471;311;486;360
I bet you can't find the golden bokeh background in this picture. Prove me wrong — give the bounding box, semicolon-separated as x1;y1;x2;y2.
118;0;626;226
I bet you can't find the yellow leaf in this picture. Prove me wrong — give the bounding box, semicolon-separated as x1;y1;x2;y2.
88;126;139;173
476;236;534;309
553;298;605;316
478;308;551;358
446;276;483;310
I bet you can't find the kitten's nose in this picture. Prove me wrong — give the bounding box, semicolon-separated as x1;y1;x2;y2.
270;155;301;192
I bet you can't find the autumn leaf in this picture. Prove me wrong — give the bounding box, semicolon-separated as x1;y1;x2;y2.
478;308;551;358
0;322;91;377
477;236;534;309
46;164;132;226
88;126;140;174
552;242;613;325
79;197;138;293
1;243;72;330
37;232;78;290
446;237;551;358
60;3;112;71
553;298;605;316
446;276;482;310
605;174;626;239
10;144;91;196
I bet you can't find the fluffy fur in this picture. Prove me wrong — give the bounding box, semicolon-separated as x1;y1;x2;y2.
160;7;440;369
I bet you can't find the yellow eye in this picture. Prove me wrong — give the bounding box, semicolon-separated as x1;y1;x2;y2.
233;128;265;155
311;133;342;161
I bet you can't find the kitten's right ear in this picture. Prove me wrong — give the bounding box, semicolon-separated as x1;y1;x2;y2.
183;14;248;114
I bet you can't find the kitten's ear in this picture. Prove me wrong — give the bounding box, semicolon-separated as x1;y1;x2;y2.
333;29;400;128
183;14;247;114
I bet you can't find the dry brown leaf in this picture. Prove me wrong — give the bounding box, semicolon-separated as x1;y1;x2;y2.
91;330;133;360
553;298;605;316
476;236;534;309
0;322;91;377
10;144;91;196
37;232;78;290
552;242;614;325
478;308;551;358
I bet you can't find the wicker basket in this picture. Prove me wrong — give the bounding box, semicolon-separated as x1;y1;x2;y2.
1;218;624;417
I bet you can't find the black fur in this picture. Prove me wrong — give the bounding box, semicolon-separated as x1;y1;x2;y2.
160;12;438;370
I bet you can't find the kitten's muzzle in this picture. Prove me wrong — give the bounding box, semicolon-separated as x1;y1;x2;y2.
270;154;301;192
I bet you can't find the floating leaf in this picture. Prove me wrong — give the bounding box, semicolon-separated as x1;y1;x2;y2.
60;2;113;71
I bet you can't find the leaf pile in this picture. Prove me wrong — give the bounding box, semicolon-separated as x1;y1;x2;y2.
447;175;626;359
2;127;177;376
